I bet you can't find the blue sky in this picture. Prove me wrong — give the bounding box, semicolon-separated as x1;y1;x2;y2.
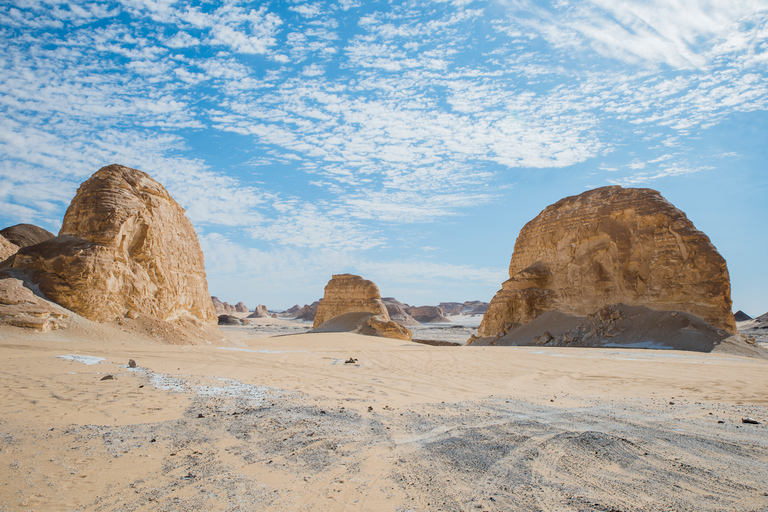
1;0;767;314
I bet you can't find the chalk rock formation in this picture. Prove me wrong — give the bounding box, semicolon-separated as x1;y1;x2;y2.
247;305;269;318
476;186;736;343
296;301;320;321
0;278;69;331
406;305;450;323
382;297;420;326
0;235;19;261
235;302;248;313
313;274;412;341
0;165;217;325
0;224;54;249
283;305;302;317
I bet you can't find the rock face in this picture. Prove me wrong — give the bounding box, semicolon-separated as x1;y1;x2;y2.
0;235;19;261
382;297;420;326
296;301;320;321
0;278;70;331
0;224;54;249
211;297;234;315
312;274;412;341
0;165;217;325
476;186;736;343
406;305;450;323
247;305;269;318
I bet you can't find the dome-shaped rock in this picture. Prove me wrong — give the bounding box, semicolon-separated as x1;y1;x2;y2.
1;164;217;325
476;186;736;342
0;224;54;249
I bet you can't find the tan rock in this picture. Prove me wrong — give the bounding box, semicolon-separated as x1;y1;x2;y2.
211;297;235;315
406;305;450;323
247;305;269;318
0;278;69;331
477;186;736;341
234;302;248;313
0;164;217;325
313;274;412;340
382;297;420;326
0;234;19;261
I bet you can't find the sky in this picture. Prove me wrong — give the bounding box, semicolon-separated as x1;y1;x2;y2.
1;0;767;315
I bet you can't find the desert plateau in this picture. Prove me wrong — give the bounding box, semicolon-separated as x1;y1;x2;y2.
1;164;767;512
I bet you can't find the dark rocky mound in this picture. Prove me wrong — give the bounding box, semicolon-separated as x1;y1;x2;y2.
218;314;243;326
0;223;54;248
734;310;752;322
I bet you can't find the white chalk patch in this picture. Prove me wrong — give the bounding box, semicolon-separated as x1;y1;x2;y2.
57;354;105;365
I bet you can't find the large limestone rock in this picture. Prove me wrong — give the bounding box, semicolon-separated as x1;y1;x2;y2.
476;186;736;343
247;305;269;318
0;278;69;331
212;296;235;315
0;234;19;261
406;305;450;323
312;274;412;341
0;224;54;249
0;164;217;325
382;297;420;326
235;302;249;313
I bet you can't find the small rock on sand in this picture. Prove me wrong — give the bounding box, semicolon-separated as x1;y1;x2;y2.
128;359;137;368
742;417;760;425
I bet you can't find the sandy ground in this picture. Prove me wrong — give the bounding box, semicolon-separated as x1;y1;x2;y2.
2;326;768;511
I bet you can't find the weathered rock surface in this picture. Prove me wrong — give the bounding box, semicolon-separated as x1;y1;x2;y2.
439;301;489;316
0;165;217;325
406;305;450;323
312;274;412;341
0;278;69;331
235;302;248;313
734;310;752;322
475;186;736;344
218;314;243;326
211;297;235;315
247;305;269;318
0;235;19;261
382;297;420;326
0;224;54;249
283;305;302;317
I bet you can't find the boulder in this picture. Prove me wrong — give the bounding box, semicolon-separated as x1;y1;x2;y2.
312;274;412;341
406;305;450;323
234;302;249;313
0;224;54;249
0;234;19;261
218;314;243;325
0;164;217;325
476;186;737;344
382;297;420;326
247;305;269;318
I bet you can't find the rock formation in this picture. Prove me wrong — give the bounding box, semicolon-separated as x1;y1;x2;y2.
475;186;737;345
0;278;69;331
382;297;420;326
0;224;54;249
235;302;248;313
734;310;752;322
406;305;450;323
247;305;269;318
0;164;217;325
438;301;489;316
218;314;243;326
0;234;19;261
312;274;412;341
296;301;320;321
283;305;302;317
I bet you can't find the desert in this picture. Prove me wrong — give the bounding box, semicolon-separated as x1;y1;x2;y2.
1;164;767;511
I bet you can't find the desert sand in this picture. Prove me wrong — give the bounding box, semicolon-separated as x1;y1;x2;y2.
2;325;768;511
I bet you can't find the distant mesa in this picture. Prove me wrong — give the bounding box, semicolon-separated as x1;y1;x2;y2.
0;164;217;338
247;305;269;318
312;274;412;341
406;305;450;323
0;224;54;249
734;310;752;322
382;297;419;326
471;186;750;353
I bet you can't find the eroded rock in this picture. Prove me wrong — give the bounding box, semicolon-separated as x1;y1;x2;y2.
0;224;54;249
247;305;269;318
0;165;217;325
0;235;19;261
477;186;736;343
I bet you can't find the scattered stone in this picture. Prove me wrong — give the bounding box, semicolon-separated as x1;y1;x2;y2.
100;375;115;381
128;359;137;368
344;358;358;364
742;418;760;425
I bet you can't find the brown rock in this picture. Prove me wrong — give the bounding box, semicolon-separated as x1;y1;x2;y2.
296;301;320;321
313;274;412;340
234;302;248;313
0;278;69;331
0;224;54;249
0;234;19;261
0;165;217;325
477;186;736;341
406;305;450;323
247;304;269;318
382;297;420;326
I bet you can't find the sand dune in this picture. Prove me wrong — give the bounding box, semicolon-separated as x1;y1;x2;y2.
2;327;768;511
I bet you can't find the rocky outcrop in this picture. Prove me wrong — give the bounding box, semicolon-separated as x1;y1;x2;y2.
218;314;243;325
283;305;302;317
0;234;19;261
247;305;269;318
212;297;235;315
438;301;489;316
0;224;54;249
476;186;736;344
406;305;450;323
312;274;412;341
0;165;217;325
235;302;248;313
382;297;420;326
0;278;69;331
296;301;320;321
734;310;752;322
